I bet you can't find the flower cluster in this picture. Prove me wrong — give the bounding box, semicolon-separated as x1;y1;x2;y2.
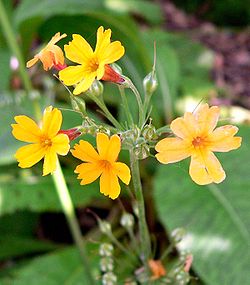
13;26;242;201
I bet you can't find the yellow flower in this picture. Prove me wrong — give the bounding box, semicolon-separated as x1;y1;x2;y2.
26;32;67;71
59;26;125;95
155;104;242;185
12;106;70;176
71;133;131;199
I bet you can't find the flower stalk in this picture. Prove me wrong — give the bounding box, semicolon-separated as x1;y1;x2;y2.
129;149;151;268
52;160;95;285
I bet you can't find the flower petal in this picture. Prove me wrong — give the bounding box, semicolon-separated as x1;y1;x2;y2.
106;135;121;162
98;41;125;64
15;143;45;168
170;112;197;139
189;150;225;185
42;106;62;138
73;74;96;95
51;134;70;155
65;34;93;64
155;137;191;164
195;104;220;134
74;162;102;185
59;65;87;85
113;162;131;185
96;133;110;158
95;26;111;55
100;169;120;199
49;32;67;45
43;149;57;176
12;115;41;143
47;44;65;65
26;57;39;68
209;125;242;152
71;140;100;163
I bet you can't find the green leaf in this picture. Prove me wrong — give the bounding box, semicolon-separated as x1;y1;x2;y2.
153;126;250;285
0;236;57;261
0;244;100;284
0;167;101;216
0;48;11;90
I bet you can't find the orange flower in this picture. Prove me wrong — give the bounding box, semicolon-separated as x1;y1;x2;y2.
12;106;70;176
148;259;166;280
26;32;67;71
59;26;125;95
155;104;242;185
71;133;131;199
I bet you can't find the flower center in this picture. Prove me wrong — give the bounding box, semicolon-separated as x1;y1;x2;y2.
99;160;111;170
192;136;205;148
41;137;52;148
88;57;99;72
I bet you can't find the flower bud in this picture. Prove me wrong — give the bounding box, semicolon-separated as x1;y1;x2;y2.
100;257;114;272
134;138;150;160
101;64;125;84
58;127;81;141
143;71;158;94
132;202;139;217
99;220;112;235
110;63;123;75
175;270;190;285
102;272;117;285
72;96;86;114
120;212;134;229
142;124;157;141
99;243;114;257
171;228;186;244
88;79;103;97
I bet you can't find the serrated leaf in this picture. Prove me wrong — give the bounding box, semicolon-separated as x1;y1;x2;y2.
153;126;250;285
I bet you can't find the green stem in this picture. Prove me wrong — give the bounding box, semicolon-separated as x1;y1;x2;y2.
0;0;41;119
53;160;95;285
87;93;123;130
129;149;151;267
118;86;134;127
127;79;144;127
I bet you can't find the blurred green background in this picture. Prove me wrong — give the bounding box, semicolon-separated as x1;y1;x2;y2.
0;0;249;284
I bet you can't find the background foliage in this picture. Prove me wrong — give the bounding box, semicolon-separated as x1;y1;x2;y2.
0;0;249;284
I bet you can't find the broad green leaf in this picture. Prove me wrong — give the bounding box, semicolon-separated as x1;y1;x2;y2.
0;236;57;261
0;167;101;216
0;244;100;284
153;126;250;285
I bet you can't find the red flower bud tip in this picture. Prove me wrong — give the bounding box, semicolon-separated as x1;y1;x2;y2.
184;255;193;272
54;63;67;71
59;128;81;141
101;64;125;84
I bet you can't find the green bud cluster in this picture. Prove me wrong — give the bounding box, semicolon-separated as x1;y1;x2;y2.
99;243;117;285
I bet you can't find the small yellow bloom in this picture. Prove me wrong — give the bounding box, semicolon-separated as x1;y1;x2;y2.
12;106;70;176
26;32;67;71
71;133;131;199
59;26;125;95
155;104;242;185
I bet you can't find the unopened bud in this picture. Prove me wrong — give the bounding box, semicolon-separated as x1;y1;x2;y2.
171;228;186;244
132;202;139;217
102;272;117;285
99;243;114;257
100;257;114;272
102;64;125;84
142;124;157;141
99;220;112;235
110;63;123;75
120;212;134;229
58;127;81;141
134;140;150;160
88;80;103;97
72;96;86;114
143;71;158;94
175;270;190;285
